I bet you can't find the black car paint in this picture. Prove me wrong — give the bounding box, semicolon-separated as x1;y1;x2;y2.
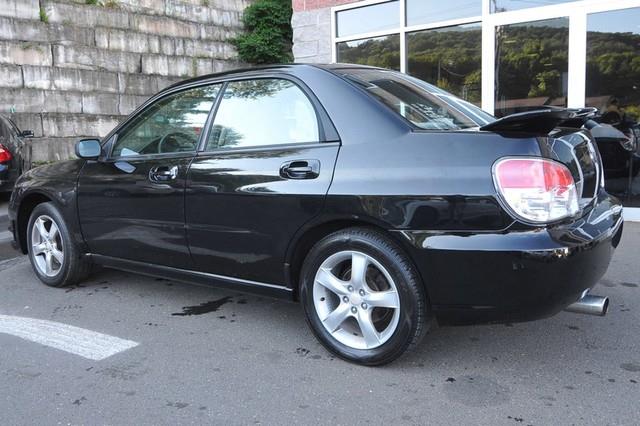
7;64;623;325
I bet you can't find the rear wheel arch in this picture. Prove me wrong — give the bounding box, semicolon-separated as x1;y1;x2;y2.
286;218;431;305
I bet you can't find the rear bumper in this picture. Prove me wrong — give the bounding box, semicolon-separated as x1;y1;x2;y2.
397;192;624;325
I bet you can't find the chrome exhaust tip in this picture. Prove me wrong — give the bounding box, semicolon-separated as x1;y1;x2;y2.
565;291;609;316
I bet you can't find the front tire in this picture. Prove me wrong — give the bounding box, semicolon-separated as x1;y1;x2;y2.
27;202;90;287
300;227;429;366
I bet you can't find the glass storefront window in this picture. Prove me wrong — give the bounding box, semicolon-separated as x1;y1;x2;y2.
337;35;401;71
494;18;569;118
586;7;640;207
491;0;576;13
336;1;399;38
406;0;481;26
407;23;482;104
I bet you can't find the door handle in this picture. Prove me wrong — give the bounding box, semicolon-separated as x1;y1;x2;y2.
149;165;178;182
280;160;320;180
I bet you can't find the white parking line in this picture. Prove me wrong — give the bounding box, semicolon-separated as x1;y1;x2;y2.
0;314;139;360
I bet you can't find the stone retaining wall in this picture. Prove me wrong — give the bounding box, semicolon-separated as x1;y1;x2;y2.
0;0;250;162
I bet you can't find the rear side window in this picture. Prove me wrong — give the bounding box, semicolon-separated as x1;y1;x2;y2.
337;68;495;130
206;79;319;150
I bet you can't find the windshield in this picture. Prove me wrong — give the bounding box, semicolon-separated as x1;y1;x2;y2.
336;68;496;130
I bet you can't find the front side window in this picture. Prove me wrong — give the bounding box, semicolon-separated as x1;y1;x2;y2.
206;79;319;150
112;85;220;158
338;68;494;130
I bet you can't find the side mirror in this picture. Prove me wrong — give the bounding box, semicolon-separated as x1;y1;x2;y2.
20;130;34;138
75;139;102;160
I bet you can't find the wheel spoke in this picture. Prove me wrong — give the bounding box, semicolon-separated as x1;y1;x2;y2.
44;252;54;275
35;219;47;240
48;222;59;240
321;303;350;332
51;248;64;264
356;309;380;348
315;267;349;296
365;290;400;309
350;252;368;288
32;243;47;256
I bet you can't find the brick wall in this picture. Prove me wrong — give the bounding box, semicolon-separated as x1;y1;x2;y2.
291;0;357;63
0;0;250;162
292;0;354;12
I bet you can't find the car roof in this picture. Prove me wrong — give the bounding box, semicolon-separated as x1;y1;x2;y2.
166;63;385;90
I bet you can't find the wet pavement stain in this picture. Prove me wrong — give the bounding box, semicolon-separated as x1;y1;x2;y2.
166;401;189;409
172;296;232;316
621;282;638;288
443;375;510;407
72;397;87;406
621;362;640;372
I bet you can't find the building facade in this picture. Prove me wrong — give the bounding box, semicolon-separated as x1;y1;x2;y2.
292;0;640;211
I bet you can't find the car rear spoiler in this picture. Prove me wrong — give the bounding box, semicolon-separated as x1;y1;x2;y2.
480;108;598;135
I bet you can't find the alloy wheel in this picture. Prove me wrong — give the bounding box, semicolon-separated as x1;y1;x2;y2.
31;215;64;277
313;250;401;350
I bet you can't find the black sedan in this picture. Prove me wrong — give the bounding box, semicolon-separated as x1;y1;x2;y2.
7;65;623;365
0;115;30;193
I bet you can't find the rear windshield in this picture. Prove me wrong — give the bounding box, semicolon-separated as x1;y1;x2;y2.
336;68;495;130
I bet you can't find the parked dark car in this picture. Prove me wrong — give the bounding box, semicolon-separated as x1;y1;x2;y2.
7;65;623;365
0;115;31;193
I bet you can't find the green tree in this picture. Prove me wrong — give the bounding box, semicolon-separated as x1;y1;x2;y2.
232;0;293;64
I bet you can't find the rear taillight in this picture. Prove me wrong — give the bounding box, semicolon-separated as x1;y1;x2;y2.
493;157;579;224
0;144;12;163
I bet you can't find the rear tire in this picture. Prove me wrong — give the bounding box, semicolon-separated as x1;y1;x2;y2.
300;227;430;366
27;202;91;287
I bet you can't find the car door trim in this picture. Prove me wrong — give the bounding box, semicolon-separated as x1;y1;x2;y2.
88;254;294;300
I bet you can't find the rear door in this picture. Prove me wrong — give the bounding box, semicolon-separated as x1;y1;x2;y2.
186;77;340;285
78;84;221;268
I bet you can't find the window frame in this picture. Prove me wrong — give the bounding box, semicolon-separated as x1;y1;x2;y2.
102;81;223;162
197;74;338;154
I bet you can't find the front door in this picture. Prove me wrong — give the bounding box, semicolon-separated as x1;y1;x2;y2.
78;84;221;268
186;77;340;285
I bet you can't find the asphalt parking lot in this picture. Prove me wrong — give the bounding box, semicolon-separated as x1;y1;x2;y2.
1;195;639;425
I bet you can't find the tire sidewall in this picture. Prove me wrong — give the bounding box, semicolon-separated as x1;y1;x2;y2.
300;229;426;365
27;202;76;287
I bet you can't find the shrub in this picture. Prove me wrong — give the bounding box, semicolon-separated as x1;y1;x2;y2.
232;0;293;64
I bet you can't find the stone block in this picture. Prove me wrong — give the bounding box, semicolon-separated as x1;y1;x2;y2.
118;94;149;115
82;93;120;115
291;9;321;29
118;73;177;96
142;54;210;77
117;0;165;15
22;66;52;90
131;14;198;39
0;0;40;21
11;113;43;137
53;45;141;74
52;67;119;93
0;89;44;114
0;16;49;43
292;40;319;60
44;90;83;113
41;113;121;138
0;41;53;66
95;27;160;54
29;137;77;162
0;64;24;88
44;1;130;30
